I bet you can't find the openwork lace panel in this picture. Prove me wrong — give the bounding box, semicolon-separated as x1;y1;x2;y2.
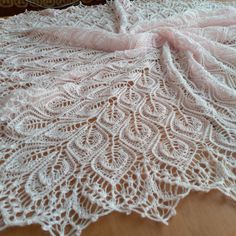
0;0;236;235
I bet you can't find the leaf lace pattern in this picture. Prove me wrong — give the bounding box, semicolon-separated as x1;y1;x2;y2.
0;0;236;235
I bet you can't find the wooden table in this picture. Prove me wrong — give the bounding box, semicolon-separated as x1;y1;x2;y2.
1;1;236;235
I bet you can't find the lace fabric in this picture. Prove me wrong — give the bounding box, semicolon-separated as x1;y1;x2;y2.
0;0;236;235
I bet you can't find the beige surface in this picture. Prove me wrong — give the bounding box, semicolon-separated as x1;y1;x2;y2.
2;190;236;236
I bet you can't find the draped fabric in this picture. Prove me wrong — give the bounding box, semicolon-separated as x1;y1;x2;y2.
0;0;236;235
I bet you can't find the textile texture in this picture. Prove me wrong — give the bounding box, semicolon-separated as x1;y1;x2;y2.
0;0;236;235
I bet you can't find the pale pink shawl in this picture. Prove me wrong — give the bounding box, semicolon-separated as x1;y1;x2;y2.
0;1;236;235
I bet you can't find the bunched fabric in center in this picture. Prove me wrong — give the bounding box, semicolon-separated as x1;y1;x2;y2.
0;0;236;235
